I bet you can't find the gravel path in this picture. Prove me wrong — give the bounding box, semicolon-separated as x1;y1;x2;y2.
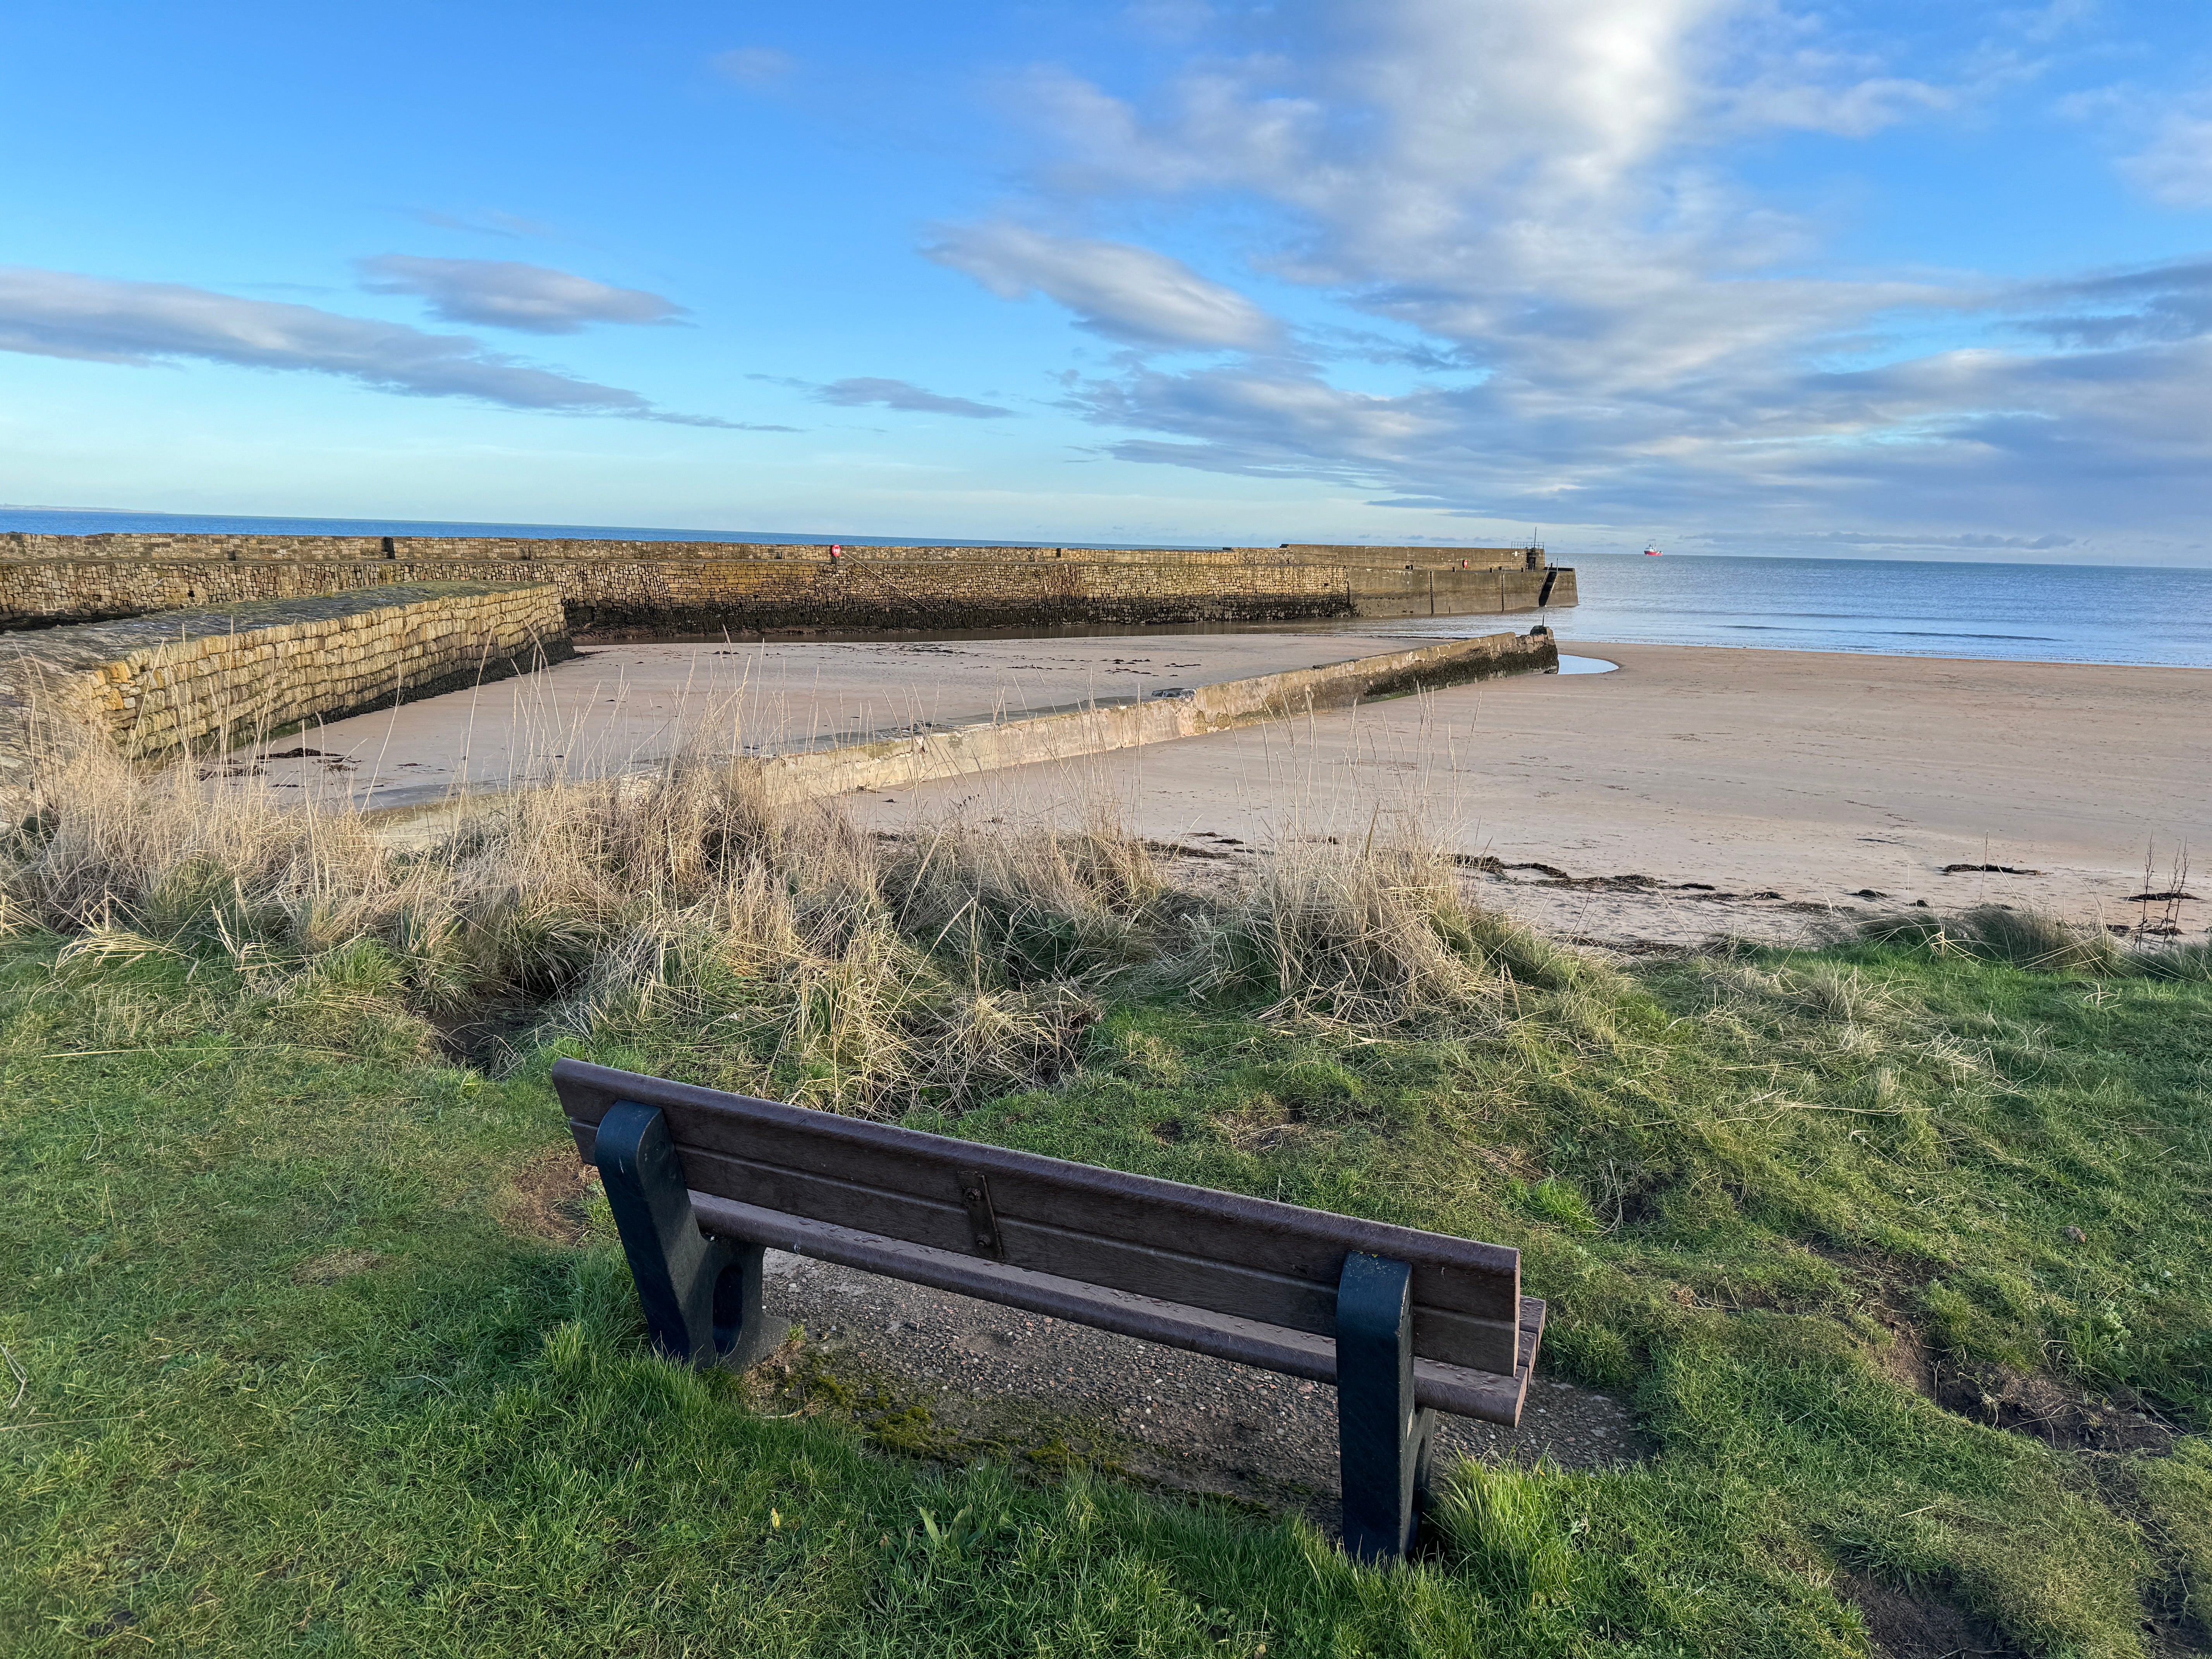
757;1249;1649;1529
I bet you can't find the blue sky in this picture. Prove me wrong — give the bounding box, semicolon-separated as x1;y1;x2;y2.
3;1;2209;563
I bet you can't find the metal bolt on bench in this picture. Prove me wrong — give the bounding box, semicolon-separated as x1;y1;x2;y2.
556;1058;1544;1563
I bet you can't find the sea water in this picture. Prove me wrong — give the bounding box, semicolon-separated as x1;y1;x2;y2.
1530;552;2212;669
5;508;2208;670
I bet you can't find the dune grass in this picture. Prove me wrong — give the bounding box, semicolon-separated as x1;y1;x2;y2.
3;730;2209;1655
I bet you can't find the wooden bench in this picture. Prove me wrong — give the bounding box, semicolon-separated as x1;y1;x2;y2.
554;1057;1544;1562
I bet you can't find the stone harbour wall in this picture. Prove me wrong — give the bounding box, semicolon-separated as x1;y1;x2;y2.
0;534;1576;635
0;582;569;817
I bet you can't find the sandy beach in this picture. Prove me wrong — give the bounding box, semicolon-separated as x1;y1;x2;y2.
264;633;2211;948
252;631;1390;812
840;639;2212;948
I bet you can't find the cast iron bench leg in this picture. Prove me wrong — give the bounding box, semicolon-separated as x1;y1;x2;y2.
596;1101;782;1369
1337;1251;1439;1563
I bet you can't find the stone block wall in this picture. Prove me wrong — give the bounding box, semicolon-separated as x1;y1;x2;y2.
1282;543;1544;570
0;534;1576;635
0;582;568;815
1346;564;1575;618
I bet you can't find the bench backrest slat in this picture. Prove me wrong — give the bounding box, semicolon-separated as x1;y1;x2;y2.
555;1058;1522;1376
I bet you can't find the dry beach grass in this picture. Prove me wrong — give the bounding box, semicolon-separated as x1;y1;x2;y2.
5;701;1591;1108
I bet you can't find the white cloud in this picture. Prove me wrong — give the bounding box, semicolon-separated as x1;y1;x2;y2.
2118;102;2212;209
992;5;1945;405
1004;1;1736;256
357;256;685;333
924;223;1281;350
1726;70;1954;137
0;266;735;425
933;0;2212;546
815;378;1014;418
1055;265;2212;539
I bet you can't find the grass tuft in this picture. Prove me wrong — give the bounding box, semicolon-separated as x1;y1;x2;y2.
1173;828;1523;1027
1433;1459;1578;1609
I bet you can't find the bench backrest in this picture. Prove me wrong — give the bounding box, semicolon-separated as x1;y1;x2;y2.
554;1058;1522;1376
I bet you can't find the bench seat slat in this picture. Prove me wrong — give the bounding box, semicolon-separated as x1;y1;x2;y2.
689;1191;1542;1426
556;1060;1520;1333
656;1142;1523;1374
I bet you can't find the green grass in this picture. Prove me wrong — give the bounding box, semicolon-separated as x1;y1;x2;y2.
3;924;2209;1656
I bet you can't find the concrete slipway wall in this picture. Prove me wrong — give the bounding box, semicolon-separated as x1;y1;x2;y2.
0;582;568;819
362;628;1559;842
765;627;1559;795
0;534;1577;635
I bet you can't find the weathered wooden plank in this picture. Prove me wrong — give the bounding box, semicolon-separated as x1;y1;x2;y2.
687;1191;1542;1425
1413;1305;1522;1377
674;1145;974;1253
661;1142;1520;1372
574;1091;1406;1281
572;1097;1518;1329
982;1166;1520;1323
555;1060;1518;1317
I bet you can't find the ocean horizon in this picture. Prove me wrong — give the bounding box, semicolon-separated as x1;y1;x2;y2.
1458;551;2212;671
6;507;2208;671
0;505;1201;553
